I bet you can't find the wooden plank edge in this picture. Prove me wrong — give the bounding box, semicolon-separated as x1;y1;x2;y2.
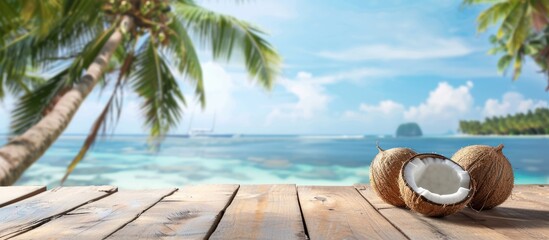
7;186;118;239
0;186;47;208
203;184;241;239
103;188;179;239
353;184;411;240
295;185;311;240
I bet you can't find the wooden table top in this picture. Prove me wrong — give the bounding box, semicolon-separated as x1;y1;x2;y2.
0;184;547;239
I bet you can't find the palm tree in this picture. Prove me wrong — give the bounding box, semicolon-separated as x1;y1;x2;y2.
465;0;549;90
0;0;280;185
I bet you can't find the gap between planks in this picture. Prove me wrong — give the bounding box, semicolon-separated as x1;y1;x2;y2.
0;186;117;239
0;186;46;208
108;184;240;240
354;184;549;240
298;186;407;240
14;189;177;240
209;184;307;240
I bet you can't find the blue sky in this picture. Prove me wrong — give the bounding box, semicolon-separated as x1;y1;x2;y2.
1;0;548;135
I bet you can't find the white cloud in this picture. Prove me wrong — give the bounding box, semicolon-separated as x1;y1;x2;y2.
180;61;259;132
318;38;473;61
359;100;405;115
266;72;330;123
483;92;548;117
342;100;406;134
64;61;245;134
266;69;389;124
404;81;475;133
345;81;477;134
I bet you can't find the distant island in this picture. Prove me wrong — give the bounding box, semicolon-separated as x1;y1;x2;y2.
460;108;549;135
396;123;423;137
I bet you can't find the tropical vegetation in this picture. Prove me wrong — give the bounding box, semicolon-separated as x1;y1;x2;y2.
464;0;549;90
459;108;549;135
0;0;280;185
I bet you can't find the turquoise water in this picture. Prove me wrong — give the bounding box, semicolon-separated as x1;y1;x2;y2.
5;135;549;189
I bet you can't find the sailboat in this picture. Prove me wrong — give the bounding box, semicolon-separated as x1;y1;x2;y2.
186;113;239;138
187;113;216;137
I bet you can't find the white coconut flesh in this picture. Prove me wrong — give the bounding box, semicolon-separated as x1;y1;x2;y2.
403;157;471;205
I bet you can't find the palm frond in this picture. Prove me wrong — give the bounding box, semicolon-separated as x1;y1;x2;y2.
10;70;70;135
497;54;513;74
166;16;205;106
20;0;64;37
512;50;524;80
0;1;18;26
505;4;530;54
0;0;21;44
476;1;515;32
173;1;281;90
60;95;112;184
61;51;136;184
131;38;185;139
68;22;119;83
0;0;107;96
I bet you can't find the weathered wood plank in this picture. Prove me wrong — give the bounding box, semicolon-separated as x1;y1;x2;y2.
210;184;306;240
298;186;405;240
108;184;239;240
354;184;511;240
0;186;46;208
512;185;548;207
14;189;176;240
461;185;549;240
0;186;117;239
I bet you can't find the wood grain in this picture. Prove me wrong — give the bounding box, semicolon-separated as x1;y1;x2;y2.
209;184;306;240
14;189;176;240
0;186;116;239
108;185;239;240
0;186;46;208
511;185;548;207
354;184;511;240
461;185;549;239
299;185;406;240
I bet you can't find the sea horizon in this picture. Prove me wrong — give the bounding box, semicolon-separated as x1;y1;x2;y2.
4;134;547;189
3;133;549;139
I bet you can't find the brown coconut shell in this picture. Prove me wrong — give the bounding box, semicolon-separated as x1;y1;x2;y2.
369;145;417;207
452;144;514;210
399;153;475;217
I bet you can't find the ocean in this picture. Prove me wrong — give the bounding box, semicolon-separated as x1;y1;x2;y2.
5;135;549;188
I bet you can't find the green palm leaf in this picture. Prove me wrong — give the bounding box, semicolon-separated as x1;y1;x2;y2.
0;0;106;97
497;54;513;74
10;70;70;135
505;4;530;54
131;38;186;139
477;1;515;32
174;1;281;90
166;16;205;106
68;22;119;82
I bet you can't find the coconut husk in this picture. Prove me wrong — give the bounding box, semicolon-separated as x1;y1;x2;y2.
369;145;417;207
399;153;475;217
452;144;514;210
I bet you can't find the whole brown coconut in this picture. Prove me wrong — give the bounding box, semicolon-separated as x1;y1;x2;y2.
369;145;417;207
452;144;514;210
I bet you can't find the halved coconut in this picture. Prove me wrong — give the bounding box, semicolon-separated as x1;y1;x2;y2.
399;154;474;217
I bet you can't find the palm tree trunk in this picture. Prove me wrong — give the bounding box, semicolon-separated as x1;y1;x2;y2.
0;16;133;185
